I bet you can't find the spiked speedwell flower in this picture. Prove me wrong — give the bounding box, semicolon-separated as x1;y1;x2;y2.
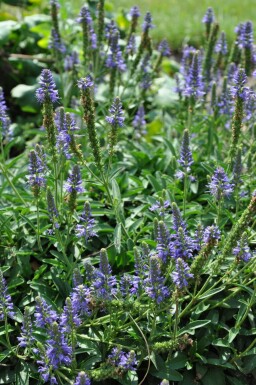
36;69;59;104
233;233;253;262
145;255;169;304
142;11;154;32
76;201;97;242
208;167;234;200
231;68;249;100
184;52;204;100
202;7;215;24
0;271;15;321
171;258;193;289
178;129;193;171
106;97;124;127
74;372;91;385
65;165;84;193
106;97;124;156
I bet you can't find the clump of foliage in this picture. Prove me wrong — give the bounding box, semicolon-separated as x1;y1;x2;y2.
0;3;256;385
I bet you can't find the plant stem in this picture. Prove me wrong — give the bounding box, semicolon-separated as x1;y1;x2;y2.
0;163;27;206
36;200;43;252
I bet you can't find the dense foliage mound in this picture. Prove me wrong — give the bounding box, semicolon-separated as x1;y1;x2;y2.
0;2;256;385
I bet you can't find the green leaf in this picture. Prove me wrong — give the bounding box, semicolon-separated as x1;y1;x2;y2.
227;375;245;385
178;320;211;335
0;368;15;384
150;366;183;381
146;174;162;192
15;362;30;385
114;223;122;254
198;287;224;300
168;352;187;370
118;370;138;385
0;20;17;45
202;367;226;385
228;327;240;343
111;178;121;204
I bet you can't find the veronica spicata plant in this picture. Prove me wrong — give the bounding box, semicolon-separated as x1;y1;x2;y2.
0;3;256;385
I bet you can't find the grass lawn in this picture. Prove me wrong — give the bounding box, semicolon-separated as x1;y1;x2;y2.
110;0;256;49
2;0;255;50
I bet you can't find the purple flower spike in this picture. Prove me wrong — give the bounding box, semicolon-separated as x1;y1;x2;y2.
34;297;58;328
240;21;254;49
17;307;35;348
130;6;140;18
70;285;91;317
215;32;228;55
46;322;72;369
158;39;171;57
93;249;117;300
171;258;193;289
106;97;125;127
208;167;234;200
233;235;253;262
202;7;215;24
74;372;91;385
0;271;15;321
142;11;154;32
65;165;85;193
203;225;221;244
184;52;204;100
0;88;12;140
76;201;97;242
36;69;59;104
108;348;137;371
78;75;94;90
126;34;136;55
178;129;193;171
49;28;66;53
231;68;249;100
64;51;79;71
28;150;46;193
145;255;169;304
106;31;126;72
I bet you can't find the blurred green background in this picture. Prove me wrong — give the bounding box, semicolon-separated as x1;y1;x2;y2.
1;0;256;50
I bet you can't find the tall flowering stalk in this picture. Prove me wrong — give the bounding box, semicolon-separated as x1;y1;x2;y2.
177;129;193;214
127;6;141;41
17;307;35;350
154;39;171;72
191;225;221;276
241;21;254;76
131;12;154;75
145;255;169;304
64;165;84;213
229;69;248;164
76;201;97;243
77;6;97;66
78;76;102;169
202;7;215;40
184;51;204;107
208;167;234;225
0;87;12;150
97;0;105;49
203;22;219;84
28;147;47;250
106;97;125;158
214;31;228;72
106;31;126;95
36;69;59;207
217;192;256;266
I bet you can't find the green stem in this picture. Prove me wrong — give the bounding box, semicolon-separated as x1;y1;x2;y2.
36;200;43;252
0;162;27;206
4;313;13;352
183;171;188;216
